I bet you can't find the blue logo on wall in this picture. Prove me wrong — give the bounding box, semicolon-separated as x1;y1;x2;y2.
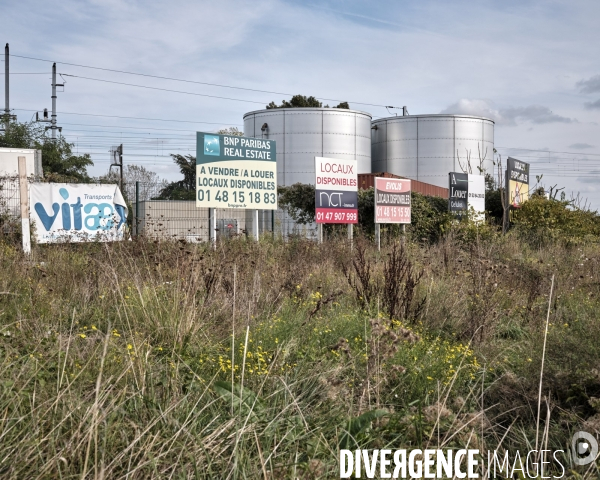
204;135;220;156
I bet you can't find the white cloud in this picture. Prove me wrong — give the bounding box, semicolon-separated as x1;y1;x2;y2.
440;99;500;121
500;105;575;125
441;99;575;125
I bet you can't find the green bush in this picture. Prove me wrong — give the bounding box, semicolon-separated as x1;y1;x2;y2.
407;192;450;243
358;188;450;241
512;195;600;245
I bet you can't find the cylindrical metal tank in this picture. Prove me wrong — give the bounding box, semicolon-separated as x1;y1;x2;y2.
243;108;372;186
371;114;494;189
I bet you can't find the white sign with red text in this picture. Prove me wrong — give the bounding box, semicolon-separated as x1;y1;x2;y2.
315;157;358;224
375;177;411;224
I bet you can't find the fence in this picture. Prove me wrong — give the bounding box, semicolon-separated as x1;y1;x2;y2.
0;175;21;219
0;175;25;237
131;182;317;241
0;177;317;241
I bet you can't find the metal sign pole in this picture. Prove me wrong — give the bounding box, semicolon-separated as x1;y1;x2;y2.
376;223;380;251
135;181;139;237
271;209;275;238
18;156;31;254
348;223;353;250
253;209;259;241
209;208;217;247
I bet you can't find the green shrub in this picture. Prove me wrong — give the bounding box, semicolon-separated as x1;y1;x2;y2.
512;195;600;246
407;192;450;243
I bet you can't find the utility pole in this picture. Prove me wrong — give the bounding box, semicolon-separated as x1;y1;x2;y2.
51;62;57;140
36;62;63;139
110;144;124;189
50;63;63;140
1;43;16;131
4;43;8;118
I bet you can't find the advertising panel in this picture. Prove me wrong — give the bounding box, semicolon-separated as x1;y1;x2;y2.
196;132;277;210
30;183;128;243
315;157;358;224
506;157;529;208
449;173;485;220
374;177;411;224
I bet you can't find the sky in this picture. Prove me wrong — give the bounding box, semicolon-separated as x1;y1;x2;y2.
2;0;600;206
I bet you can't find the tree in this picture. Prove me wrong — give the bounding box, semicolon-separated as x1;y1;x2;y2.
0;121;93;181
100;165;168;201
0;121;42;149
484;173;504;224
266;95;350;109
156;154;196;200
41;137;93;182
278;183;316;224
217;127;243;136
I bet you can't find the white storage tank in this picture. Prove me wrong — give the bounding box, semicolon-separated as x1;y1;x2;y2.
243;108;372;186
371;114;494;189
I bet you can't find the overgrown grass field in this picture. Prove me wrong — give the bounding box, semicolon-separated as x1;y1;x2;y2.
1;229;600;478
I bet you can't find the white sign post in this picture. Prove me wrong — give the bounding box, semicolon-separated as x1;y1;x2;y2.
18;156;31;254
253;209;259;241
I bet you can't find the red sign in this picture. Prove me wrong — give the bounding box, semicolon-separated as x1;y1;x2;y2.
375;178;411;224
315;208;358;223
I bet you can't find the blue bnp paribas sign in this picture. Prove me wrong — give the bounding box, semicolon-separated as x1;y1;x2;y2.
196;132;277;210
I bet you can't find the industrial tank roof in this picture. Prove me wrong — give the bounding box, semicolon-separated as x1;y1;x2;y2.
372;113;495;124
243;107;373;118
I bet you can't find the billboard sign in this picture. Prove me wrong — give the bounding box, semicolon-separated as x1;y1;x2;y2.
506;157;529;208
315;157;358;224
375;177;411;224
196;132;277;210
449;173;485;220
30;183;128;243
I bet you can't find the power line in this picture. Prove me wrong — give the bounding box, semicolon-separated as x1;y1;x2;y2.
61;73;267;105
59;130;195;138
496;146;600;157
13;108;242;125
59;122;202;132
8;53;392;108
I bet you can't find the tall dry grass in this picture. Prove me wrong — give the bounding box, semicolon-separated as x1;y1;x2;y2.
0;231;599;478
